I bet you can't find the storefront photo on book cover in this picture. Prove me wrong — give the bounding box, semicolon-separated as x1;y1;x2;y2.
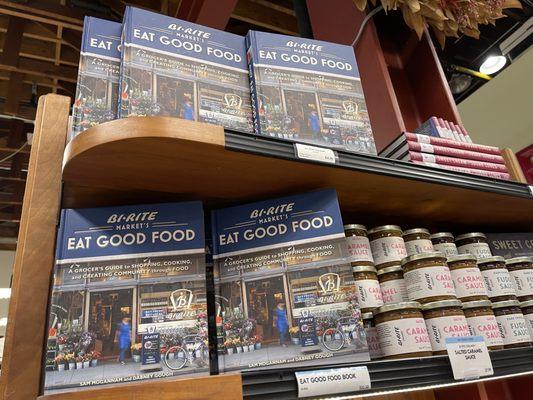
246;31;377;155
119;7;253;133
71;17;121;138
44;202;208;392
211;189;369;372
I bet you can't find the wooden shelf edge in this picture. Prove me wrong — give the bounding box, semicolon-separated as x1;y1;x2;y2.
38;373;243;400
63;116;226;170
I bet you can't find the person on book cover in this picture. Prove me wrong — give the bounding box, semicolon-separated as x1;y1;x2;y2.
308;106;321;141
273;302;289;347
117;317;131;365
181;94;195;121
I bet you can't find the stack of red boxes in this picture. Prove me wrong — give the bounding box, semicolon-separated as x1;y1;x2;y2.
379;117;510;180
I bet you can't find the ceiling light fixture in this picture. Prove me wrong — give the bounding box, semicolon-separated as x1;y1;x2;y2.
479;55;507;75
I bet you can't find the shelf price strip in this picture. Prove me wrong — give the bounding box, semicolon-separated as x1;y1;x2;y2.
445;336;494;381
295;366;371;398
294;143;338;164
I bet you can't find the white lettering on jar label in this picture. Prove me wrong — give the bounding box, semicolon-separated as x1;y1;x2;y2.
379;279;409;304
346;236;374;263
355;279;384;309
376;317;432;357
450;267;488;299
404;266;456;301
457;243;492;259
523;313;533;340
433;242;458;257
481;269;516;298
509;269;533;297
466;315;504;347
425;315;470;351
495;313;531;345
405;239;434;256
364;326;383;359
370;236;407;266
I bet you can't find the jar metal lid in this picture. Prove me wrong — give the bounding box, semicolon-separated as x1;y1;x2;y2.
368;225;402;235
447;254;477;263
430;232;454;240
477;256;505;265
361;312;374;319
374;301;421;315
520;300;533;309
352;265;377;273
421;299;462;310
403;228;430;236
506;256;533;265
492;300;520;309
401;251;446;266
456;232;487;241
376;265;403;275
344;224;367;231
462;300;492;309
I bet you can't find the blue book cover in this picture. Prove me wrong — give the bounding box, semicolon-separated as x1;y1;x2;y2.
71;17;121;138
44;202;209;392
246;31;377;155
119;7;253;133
211;189;369;372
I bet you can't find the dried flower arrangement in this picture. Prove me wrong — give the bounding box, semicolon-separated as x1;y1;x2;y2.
352;0;522;46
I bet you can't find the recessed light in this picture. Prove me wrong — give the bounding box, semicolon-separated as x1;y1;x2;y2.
479;55;507;75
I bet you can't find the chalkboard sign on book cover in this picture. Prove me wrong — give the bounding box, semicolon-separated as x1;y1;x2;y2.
211;189;369;372
44;201;208;393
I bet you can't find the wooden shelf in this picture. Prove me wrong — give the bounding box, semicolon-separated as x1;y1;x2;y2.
63;116;532;231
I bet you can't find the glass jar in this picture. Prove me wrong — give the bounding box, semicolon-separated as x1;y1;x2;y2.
456;232;492;260
492;300;531;348
344;224;374;266
401;252;457;303
368;225;407;270
462;300;503;350
520;300;533;340
447;254;488;302
403;228;434;256
374;302;432;359
377;265;409;304
506;257;533;302
353;265;383;312
362;312;382;360
422;299;470;355
478;256;517;302
430;232;458;257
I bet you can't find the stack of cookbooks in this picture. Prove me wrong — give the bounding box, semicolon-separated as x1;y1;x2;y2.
380;118;510;180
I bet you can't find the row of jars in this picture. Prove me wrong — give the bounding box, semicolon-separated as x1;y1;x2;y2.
345;224;495;269
363;299;533;360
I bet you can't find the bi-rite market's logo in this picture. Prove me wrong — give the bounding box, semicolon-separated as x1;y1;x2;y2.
224;93;242;109
170;289;194;310
342;100;358;114
318;273;341;295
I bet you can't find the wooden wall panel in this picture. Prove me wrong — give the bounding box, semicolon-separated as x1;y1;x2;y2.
0;94;70;400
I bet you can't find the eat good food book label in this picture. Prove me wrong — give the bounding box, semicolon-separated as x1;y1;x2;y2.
71;17;121;138
44;202;208;393
246;31;377;155
211;189;369;372
119;7;252;133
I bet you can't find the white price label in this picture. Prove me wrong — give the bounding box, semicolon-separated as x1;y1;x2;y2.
446;336;493;381
295;143;337;164
295;366;371;398
529;185;533;197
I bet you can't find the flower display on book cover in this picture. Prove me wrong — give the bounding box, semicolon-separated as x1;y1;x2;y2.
71;17;121;138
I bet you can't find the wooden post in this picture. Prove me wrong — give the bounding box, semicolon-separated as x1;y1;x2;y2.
0;94;70;400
